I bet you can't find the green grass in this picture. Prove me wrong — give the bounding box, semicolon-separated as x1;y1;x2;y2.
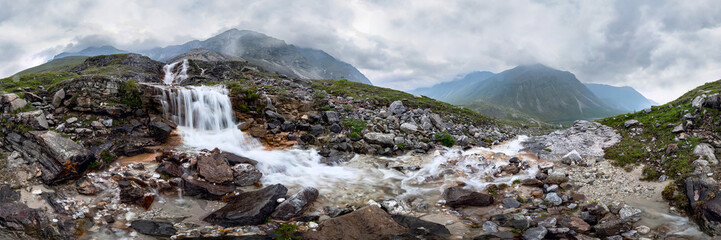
15;56;88;75
311;79;496;126
0;71;78;93
118;79;142;108
341;118;366;139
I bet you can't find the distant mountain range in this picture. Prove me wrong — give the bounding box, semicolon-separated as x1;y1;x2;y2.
410;64;656;122
50;29;371;85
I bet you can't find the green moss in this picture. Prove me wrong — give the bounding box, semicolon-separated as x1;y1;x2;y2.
118;79;142;108
274;223;300;240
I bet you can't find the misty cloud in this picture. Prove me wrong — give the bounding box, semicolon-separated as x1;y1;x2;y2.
1;0;720;103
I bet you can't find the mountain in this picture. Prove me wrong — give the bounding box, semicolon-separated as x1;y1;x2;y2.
409;71;494;101
53;46;127;60
139;29;372;84
168;48;243;63
585;83;657;112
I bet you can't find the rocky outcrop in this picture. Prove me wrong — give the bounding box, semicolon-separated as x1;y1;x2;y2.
0;93;27;113
305;205;408;240
203;184;288;227
524;120;620;162
686;176;721;234
59;75;142;116
71;53;164;83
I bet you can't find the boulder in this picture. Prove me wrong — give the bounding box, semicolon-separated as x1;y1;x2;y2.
560;150;583;166
214;151;258;165
442;187;494;207
619;205;642;222
118;178;154;209
0;93;27;113
52;89;66;108
388;100;407;115
182;176;235;200
304;205;408;240
270;187;319;220
593;219;632;237
623;120;640;128
197;156;233;184
203;184;287;227
400;122;418;133
545;193;562;206
482;221;499;233
557;216;591;233
522;226;547;240
131;220;177;237
672;124;685;133
0;202;52;237
33;131;94;184
692;95;706;108
429;113;445;131
156;161;184;178
704;93;721;109
322;111;339;123
391;214;451;239
231;163;262;186
686;176;721;234
149;121;172;142
364;132;396;147
694;143;718;165
15;110;49;130
502;198;521;209
75;177;99;195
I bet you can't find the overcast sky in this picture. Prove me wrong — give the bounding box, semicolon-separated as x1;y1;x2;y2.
1;0;720;103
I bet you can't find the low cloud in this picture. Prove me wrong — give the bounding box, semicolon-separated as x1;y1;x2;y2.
1;0;720;103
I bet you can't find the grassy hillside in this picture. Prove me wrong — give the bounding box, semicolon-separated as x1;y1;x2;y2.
460;100;550;127
311;79;497;127
14;56;88;75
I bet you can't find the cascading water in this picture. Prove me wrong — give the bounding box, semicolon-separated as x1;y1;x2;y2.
162;59;189;85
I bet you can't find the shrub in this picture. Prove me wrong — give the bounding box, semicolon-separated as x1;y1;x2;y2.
435;131;455;147
119;80;142;108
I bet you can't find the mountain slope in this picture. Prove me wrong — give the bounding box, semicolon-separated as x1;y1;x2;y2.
459;64;618;122
53;46;127;60
139;29;372;84
585;83;657;112
409;71;495;101
15;56;88;75
168;48;243;63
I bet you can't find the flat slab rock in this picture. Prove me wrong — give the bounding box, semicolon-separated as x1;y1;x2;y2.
203;184;287;227
443;186;494;207
304;205;408;240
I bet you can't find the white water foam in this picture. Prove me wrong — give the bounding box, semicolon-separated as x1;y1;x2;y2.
162;59;189;85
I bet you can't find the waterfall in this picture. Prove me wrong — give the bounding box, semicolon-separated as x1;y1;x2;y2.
158;85;235;131
162;59;189;85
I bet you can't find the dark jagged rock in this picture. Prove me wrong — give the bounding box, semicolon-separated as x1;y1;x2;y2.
71;53;164;83
232;163;262;186
391;214;451;239
522;226;547;240
686;176;721;234
203;184;287;227
0;185;20;203
442;187;493;207
131;220;177;237
593;218;632;237
305;205;408;240
75;176;99;195
271;187;319;220
5;131;95;184
182;176;236;200
217;151;258;166
118;178;154;209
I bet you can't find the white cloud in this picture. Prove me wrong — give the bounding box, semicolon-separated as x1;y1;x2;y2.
1;0;720;103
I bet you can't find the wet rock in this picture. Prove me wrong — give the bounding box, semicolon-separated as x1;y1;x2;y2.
442;187;493;207
522;226;547;240
522;178;543;187
502;198;521;209
593;219;632;237
182;176;236;200
304;205;408;240
0;202;64;238
619;205;642;222
544;192;562;206
118;178;154;209
204;184;287;227
364;132;396;146
624;120;640;128
131;220;177;237
389;100;407;115
75;177;99;195
271;187;319;220
557;216;591;233
52;89;65;108
232;163;262;186
197;155;233;184
216;151;258;165
149;121;172;142
685;176;721;234
694;143;718;165
392;214;451;239
156;161;184;178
